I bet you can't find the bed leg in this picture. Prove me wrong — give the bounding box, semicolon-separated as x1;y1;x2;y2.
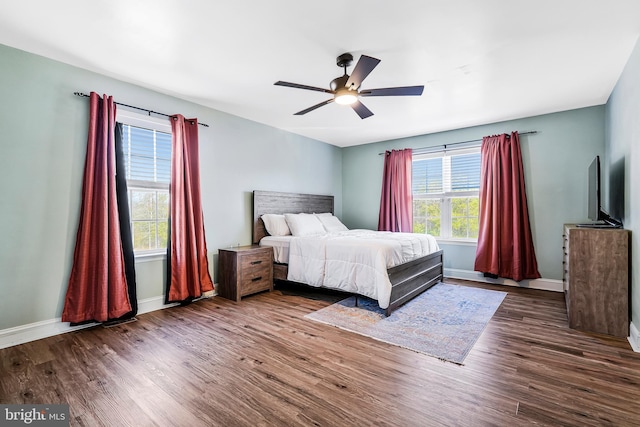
354;295;358;307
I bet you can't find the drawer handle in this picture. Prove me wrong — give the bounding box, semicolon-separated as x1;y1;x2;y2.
251;276;262;282
250;260;262;265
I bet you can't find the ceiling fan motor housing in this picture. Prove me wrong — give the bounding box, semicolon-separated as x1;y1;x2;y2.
330;75;350;91
336;53;354;68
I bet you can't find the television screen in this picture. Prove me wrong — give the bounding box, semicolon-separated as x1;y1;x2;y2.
587;156;600;221
583;155;622;228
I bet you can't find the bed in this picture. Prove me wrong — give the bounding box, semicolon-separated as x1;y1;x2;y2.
252;190;444;316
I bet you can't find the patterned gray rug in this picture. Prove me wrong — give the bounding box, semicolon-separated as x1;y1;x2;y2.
305;283;506;364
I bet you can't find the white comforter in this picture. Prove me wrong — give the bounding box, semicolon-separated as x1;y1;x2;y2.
286;230;439;309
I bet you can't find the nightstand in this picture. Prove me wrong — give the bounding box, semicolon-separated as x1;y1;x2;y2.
217;245;273;302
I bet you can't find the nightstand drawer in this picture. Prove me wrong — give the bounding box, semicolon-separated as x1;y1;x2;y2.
239;251;271;272
240;273;272;296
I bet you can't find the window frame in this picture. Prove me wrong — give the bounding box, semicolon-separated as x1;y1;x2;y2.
116;110;172;258
412;145;481;244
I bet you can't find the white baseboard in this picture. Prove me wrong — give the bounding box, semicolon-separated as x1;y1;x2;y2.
0;318;97;351
138;296;179;315
444;268;564;292
0;294;207;350
629;322;640;352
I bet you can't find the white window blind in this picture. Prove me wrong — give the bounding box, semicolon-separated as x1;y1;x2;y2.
123;125;171;187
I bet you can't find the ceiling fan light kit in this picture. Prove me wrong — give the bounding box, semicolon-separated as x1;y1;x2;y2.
334;89;358;105
274;53;424;119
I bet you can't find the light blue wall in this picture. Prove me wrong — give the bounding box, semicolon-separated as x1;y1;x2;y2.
342;107;606;281
605;36;640;331
0;44;342;330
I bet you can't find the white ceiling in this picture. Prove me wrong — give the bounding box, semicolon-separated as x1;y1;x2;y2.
1;1;639;147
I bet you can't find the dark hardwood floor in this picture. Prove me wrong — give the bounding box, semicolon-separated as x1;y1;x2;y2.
2;278;640;426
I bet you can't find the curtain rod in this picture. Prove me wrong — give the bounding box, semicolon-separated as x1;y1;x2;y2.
378;130;538;155
73;92;210;128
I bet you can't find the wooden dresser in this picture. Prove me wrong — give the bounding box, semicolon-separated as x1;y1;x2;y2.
218;245;273;302
562;224;630;338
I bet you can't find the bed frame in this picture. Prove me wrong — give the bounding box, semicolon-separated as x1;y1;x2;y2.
252;190;444;316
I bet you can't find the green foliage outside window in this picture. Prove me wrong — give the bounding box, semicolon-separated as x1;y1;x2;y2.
413;199;441;237
133;221;157;251
451;197;479;239
130;190;169;251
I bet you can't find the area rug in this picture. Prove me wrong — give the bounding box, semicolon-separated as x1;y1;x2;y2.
304;283;506;364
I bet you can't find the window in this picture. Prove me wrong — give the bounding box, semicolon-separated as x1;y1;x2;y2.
117;111;172;254
412;146;481;241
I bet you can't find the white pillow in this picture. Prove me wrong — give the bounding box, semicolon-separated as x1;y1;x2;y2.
316;214;349;232
284;213;326;237
261;214;291;236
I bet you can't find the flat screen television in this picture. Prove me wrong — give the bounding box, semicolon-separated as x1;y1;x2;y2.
587;155;601;221
582;155;622;228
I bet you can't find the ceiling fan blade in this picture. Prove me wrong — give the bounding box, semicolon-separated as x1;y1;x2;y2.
360;86;424;97
351;100;374;119
275;81;334;94
294;99;334;115
345;55;381;90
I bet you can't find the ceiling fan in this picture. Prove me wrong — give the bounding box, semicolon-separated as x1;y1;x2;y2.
274;53;424;119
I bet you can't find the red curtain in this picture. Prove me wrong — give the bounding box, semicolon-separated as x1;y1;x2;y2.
167;115;214;302
378;149;413;232
62;93;132;323
474;132;540;281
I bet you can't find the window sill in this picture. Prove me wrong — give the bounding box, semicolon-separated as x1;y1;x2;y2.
134;251;167;263
435;238;478;246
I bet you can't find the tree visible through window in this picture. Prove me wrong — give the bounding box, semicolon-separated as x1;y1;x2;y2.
121;123;171;253
412;147;481;240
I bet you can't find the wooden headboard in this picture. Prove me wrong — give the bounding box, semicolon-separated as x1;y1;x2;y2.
253;190;334;244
